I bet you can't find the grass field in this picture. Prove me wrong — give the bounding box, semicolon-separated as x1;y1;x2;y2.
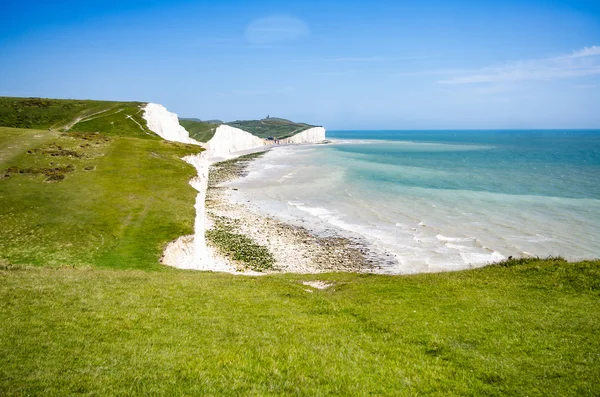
0;97;155;138
226;117;315;139
0;257;598;396
0;126;202;269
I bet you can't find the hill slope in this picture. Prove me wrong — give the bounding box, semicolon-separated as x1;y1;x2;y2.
0;97;155;138
0;96;203;269
226;117;316;139
179;118;219;142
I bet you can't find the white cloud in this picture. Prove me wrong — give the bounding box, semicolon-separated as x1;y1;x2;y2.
571;45;600;58
245;15;309;45
438;45;600;85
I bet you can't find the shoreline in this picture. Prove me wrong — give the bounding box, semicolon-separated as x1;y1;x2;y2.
169;136;599;275
205;149;387;274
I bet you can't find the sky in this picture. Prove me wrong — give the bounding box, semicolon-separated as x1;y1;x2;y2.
1;0;599;129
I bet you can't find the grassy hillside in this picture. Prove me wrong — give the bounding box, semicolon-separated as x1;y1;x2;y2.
226;117;316;139
0;97;155;138
180;116;318;142
182;117;224;124
1;96;598;395
179;118;219;142
0;126;201;269
1;257;598;395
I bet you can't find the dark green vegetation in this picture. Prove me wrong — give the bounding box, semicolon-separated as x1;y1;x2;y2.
226;117;316;139
179;118;219;142
208;150;268;187
181;117;223;124
0;125;201;269
1;257;598;396
207;215;275;272
0;97;155;138
3;163;76;182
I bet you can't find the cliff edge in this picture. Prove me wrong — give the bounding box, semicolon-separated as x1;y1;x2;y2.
142;103;201;145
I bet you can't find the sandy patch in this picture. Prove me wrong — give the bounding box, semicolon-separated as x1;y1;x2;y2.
302;280;334;289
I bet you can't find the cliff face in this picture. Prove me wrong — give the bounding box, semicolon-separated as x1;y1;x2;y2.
160;151;223;271
203;125;267;158
143;104;327;158
140;103;220;270
203;125;326;158
142;103;201;145
280;127;326;144
140;104;327;272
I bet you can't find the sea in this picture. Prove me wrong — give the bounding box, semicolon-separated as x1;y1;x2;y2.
225;130;600;274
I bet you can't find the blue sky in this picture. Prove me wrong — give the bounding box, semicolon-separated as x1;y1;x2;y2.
1;0;599;129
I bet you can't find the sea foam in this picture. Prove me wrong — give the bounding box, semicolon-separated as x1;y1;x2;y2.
224;130;600;273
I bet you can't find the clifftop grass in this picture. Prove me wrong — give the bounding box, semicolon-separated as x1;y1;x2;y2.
0;97;155;138
0;126;202;269
0;97;319;142
226;117;316;139
0;97;205;269
1;257;598;396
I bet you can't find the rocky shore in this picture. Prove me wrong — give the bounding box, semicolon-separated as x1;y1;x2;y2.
205;150;382;273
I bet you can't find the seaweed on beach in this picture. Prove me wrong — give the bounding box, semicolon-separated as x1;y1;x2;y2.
204;150;377;273
206;215;274;272
208;151;268;187
205;152;276;271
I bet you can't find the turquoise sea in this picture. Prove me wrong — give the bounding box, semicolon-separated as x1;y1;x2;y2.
227;130;600;273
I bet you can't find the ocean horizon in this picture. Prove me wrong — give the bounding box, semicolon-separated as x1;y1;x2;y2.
225;129;600;274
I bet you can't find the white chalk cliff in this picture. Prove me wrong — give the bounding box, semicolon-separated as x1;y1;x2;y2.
141;102;233;271
160;152;234;272
142;103;201;145
159;153;209;270
280;127;326;144
141;102;326;272
203;125;267;158
203;125;326;159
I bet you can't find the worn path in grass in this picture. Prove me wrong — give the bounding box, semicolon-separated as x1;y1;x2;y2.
0;258;599;396
0;97;154;138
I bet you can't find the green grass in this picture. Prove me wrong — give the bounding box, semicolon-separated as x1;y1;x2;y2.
226;117;316;139
179;119;219;142
66;103;155;138
0;126;202;269
0;257;598;396
0;97;156;138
